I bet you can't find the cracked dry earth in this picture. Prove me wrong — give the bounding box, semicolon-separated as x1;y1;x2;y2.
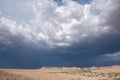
0;65;120;80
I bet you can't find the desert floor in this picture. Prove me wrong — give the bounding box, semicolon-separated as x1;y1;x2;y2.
0;65;120;80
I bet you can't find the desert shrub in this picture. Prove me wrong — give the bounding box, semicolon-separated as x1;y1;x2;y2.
114;78;120;80
77;77;81;80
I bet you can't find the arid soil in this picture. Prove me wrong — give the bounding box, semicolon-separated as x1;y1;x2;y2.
0;65;120;80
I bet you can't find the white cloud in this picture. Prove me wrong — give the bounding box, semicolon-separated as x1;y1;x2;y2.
0;17;24;48
100;51;120;61
0;0;120;48
0;0;33;22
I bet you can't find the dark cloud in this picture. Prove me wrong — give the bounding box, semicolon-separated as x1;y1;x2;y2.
0;32;120;68
0;0;120;68
102;0;120;32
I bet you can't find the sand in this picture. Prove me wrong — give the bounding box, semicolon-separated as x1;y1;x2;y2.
0;65;120;80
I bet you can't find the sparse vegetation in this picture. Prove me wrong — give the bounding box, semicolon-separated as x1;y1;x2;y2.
0;65;120;80
114;78;120;80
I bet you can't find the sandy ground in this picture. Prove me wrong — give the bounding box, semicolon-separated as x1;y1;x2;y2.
0;65;120;80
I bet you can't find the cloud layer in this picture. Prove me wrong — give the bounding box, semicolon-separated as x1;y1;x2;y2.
0;0;120;48
100;51;120;62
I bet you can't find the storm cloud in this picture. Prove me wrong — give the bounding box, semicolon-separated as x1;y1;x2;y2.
0;0;120;68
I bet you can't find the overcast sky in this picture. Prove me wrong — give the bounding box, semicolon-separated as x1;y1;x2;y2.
0;0;120;69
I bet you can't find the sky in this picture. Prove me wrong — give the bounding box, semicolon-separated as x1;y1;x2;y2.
0;0;120;69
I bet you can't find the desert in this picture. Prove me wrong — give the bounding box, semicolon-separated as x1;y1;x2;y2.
0;65;120;80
